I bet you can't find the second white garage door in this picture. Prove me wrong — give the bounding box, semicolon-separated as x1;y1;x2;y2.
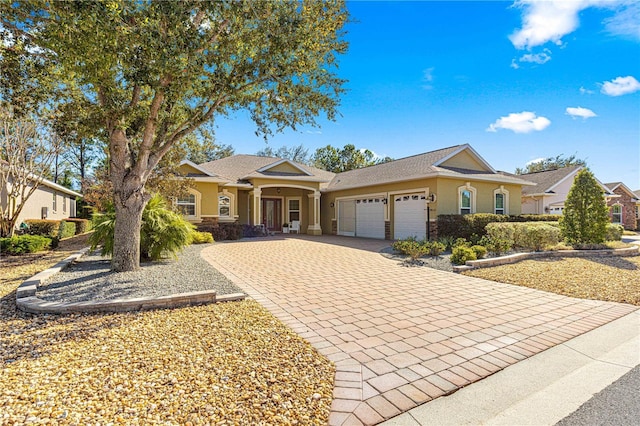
355;198;385;239
394;194;426;240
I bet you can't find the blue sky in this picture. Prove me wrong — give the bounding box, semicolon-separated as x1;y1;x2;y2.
215;0;640;188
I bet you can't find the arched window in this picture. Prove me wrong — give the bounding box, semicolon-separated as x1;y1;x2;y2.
458;183;476;215
494;186;509;215
611;204;622;224
177;193;196;216
219;195;231;217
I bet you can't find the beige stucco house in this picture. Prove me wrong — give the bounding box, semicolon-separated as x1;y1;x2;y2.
520;166;616;215
178;144;534;240
1;174;82;231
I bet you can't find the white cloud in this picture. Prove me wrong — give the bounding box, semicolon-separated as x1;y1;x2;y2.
601;75;640;96
526;157;546;165
603;2;640;41
422;67;434;90
566;106;597;119
509;0;591;50
509;0;633;50
510;59;520;69
579;86;595;95
486;111;551;133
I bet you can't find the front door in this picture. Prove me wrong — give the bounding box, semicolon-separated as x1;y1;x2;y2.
262;198;282;231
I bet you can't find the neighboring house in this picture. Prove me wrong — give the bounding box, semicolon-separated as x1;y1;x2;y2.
1;174;82;230
635;190;640;230
604;182;639;230
178;144;534;240
520;166;616;215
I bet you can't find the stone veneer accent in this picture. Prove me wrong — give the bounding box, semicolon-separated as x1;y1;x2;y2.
607;186;638;230
16;248;245;314
384;221;391;240
331;219;337;235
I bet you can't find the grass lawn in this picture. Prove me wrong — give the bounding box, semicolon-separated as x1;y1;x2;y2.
463;254;640;306
0;235;334;424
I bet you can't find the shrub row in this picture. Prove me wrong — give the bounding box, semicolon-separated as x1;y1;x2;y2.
0;234;52;255
392;238;446;260
24;218;91;238
437;213;564;240
485;222;561;253
196;223;243;241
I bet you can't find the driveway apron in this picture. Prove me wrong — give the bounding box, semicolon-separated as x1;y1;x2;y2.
201;235;637;426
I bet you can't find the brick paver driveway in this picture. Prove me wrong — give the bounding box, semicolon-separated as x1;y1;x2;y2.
202;235;636;425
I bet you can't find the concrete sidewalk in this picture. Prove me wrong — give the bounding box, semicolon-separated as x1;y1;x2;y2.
381;309;640;425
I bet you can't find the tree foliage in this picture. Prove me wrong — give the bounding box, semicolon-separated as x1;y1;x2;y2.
256;144;310;164
559;169;609;246
0;107;61;237
515;154;587;175
312;143;389;173
1;1;349;271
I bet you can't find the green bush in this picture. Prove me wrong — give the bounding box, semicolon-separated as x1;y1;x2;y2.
0;234;52;255
64;218;92;234
190;230;214;244
25;219;61;237
605;224;624;241
513;223;561;251
58;221;76;239
451;246;477;265
471;245;487;259
437;236;456;251
560;169;609;246
90;194;195;260
437;213;508;240
426;241;446;256
197;223;242;241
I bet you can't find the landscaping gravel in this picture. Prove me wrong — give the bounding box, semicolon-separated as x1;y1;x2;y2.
37;244;244;303
379;246;454;272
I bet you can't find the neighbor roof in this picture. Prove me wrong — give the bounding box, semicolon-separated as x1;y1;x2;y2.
519;166;583;196
325;144;533;192
604;182;639;200
199;155;335;185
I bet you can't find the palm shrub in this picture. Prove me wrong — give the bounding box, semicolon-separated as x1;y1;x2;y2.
559;169;609;246
90;194;195;260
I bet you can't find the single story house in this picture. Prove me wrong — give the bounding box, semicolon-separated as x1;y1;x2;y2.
178;144;534;240
519;166;616;215
604;182;639;230
1;173;82;231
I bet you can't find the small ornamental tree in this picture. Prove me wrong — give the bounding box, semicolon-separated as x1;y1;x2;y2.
559;169;609;246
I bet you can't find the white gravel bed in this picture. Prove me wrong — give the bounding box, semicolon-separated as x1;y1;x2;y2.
37;244;243;303
380;246;455;272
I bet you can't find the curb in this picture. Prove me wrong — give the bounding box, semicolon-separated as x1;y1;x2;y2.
15;247;246;314
453;245;639;273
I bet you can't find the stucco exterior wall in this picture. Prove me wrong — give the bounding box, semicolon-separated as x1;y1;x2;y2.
2;181;78;229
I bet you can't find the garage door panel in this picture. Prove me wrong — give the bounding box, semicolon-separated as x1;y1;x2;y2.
394;194;426;240
338;200;356;236
355;198;385;239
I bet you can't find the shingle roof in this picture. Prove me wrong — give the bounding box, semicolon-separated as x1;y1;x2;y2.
198;155;335;184
325;144;532;191
519;166;582;196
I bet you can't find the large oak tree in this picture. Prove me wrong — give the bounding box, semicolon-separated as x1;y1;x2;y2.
1;1;348;271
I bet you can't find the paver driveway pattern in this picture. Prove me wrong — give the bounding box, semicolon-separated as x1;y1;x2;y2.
201;236;637;426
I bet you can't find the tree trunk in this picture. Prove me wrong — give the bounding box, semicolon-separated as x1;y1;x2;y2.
111;196;145;272
109;128;151;272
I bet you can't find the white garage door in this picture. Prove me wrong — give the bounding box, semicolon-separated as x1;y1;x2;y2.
394;194;426;240
337;200;356;236
356;198;385;239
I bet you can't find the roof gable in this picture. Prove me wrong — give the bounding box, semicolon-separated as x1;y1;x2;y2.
604;182;638;199
257;159;312;176
434;145;495;173
178;160;218;177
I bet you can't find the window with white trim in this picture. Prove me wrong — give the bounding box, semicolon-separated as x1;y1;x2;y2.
611;204;622;224
288;198;300;223
177;194;196;216
494;186;509;215
52;192;57;212
458;183;476;215
219;195;230;217
62;195;67;214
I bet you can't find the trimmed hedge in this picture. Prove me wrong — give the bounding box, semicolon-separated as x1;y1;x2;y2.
25;219;60;237
0;234;52;255
63;218;92;234
437;213;564;240
59;221;76;239
508;214;561;222
485;222;561;252
197;222;243;241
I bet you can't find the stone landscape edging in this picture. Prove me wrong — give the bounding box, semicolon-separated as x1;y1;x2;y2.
15;247;246;314
453;245;640;273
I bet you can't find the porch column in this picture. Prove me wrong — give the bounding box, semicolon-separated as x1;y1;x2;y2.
251;188;262;226
307;190;322;236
